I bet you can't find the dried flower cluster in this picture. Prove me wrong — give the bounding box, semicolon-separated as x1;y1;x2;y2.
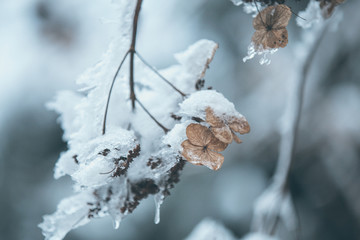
181;107;250;171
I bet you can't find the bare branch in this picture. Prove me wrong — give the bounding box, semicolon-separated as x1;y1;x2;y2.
102;50;130;135
135;51;187;97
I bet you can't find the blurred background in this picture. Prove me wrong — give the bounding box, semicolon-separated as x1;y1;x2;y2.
1;0;359;239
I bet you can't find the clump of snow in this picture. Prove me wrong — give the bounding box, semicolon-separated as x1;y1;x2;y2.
163;121;189;152
230;0;244;6
296;0;323;29
242;233;279;240
179;90;243;120
39;192;94;240
185;218;236;240
47;91;82;142
243;43;278;65
243;2;261;17
175;39;218;80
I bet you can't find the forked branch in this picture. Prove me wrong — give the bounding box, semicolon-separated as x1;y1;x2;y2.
102;0;170;135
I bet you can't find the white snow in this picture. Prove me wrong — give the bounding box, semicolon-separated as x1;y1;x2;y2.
185;218;236;240
242;233;279;240
179;90;244;120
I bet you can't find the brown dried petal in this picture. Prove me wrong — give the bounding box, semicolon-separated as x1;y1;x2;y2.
253;5;291;30
252;28;288;49
208;134;228;152
211;126;233;144
229;117;250;134
202;150;224;171
205;107;224;127
182;141;224;171
252;4;291;49
271;5;292;29
232;131;243;144
181;140;203;162
186;123;213;147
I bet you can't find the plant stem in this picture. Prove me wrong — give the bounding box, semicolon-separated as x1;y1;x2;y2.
102;0;170;135
129;0;143;110
251;22;330;237
136;98;170;133
135;51;187;97
102;51;130;135
274;24;329;193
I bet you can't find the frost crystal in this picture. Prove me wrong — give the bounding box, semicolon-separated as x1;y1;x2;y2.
243;43;278;65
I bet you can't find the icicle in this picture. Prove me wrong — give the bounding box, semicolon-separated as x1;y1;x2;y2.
154;193;164;224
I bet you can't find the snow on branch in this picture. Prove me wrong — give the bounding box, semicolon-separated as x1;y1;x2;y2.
39;1;250;239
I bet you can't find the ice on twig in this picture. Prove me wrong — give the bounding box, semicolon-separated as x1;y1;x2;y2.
243;43;278;65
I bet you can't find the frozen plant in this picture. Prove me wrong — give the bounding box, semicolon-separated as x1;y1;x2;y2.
39;0;250;239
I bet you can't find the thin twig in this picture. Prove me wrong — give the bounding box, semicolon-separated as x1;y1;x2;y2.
129;0;143;110
254;1;267;28
136;98;170;134
102;50;130;135
135;51;187;97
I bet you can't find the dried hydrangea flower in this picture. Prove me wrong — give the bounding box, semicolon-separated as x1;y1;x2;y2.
181;123;228;171
252;4;292;49
205;107;250;144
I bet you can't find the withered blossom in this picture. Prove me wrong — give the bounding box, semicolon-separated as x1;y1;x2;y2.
252;4;292;49
205;107;250;144
181;123;228;171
